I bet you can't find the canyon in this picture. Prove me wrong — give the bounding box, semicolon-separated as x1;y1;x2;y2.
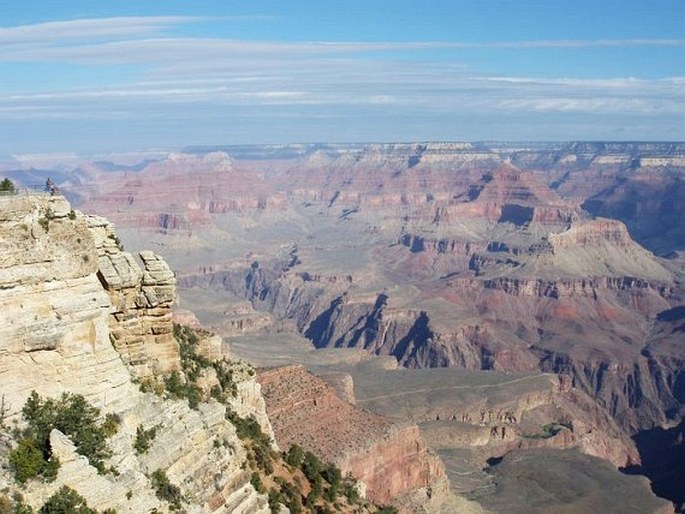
3;141;684;512
0;195;446;512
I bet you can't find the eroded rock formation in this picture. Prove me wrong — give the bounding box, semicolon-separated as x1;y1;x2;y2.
90;214;180;379
0;195;271;513
258;365;447;506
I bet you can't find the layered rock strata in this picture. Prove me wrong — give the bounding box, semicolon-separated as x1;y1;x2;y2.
257;365;446;506
89;214;180;379
0;195;270;513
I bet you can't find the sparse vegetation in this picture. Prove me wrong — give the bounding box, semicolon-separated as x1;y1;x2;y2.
102;413;121;438
286;443;305;468
138;378;165;396
0;492;33;514
0;495;11;514
37;217;49;232
150;469;183;511
0;178;16;195
226;409;276;474
376;506;399;514
8;391;114;483
250;471;266;494
37;207;55;233
164;371;202;410
39;486;97;514
523;422;570;440
133;424;158;454
127;325;374;513
167;324;239;409
9;437;59;484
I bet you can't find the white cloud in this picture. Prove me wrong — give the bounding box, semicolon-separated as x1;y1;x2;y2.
0;17;683;143
1;16;683;64
0;17;200;44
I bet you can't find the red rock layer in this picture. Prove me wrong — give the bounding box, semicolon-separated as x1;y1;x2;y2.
257;365;444;504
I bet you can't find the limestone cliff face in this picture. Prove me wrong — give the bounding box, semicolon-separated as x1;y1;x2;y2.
0;195;134;416
0;195;270;513
257;365;448;507
90;213;180;379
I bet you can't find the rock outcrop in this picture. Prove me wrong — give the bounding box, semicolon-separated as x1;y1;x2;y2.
90;214;180;379
0;195;134;416
257;365;448;506
0;195;271;513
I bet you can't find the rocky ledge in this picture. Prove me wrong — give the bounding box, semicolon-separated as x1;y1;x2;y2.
257;364;448;507
0;195;271;513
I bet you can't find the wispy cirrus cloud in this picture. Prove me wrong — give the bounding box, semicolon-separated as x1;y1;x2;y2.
0;16;683;149
0;17;201;45
1;17;684;63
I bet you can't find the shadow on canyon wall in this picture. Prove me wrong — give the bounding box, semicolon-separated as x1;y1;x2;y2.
623;416;685;512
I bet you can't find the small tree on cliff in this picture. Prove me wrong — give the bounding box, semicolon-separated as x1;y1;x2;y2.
285;444;304;468
0;178;16;194
9;391;114;483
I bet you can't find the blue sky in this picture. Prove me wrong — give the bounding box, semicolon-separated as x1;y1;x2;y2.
0;0;683;158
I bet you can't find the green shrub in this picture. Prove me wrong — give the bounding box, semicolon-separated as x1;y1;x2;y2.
252;442;274;474
163;371;202;410
212;361;237;398
209;385;227;403
322;463;342;488
274;477;303;514
250;471;265;494
267;488;284;513
133;425;157;454
102;413;121;438
285;444;304;468
0;178;16;194
301;451;323;483
305;476;322;507
138;378;165;396
14;391;113;478
28;392;110;471
9;438;52;483
163;371;184;397
343;480;360;504
226;411;269;444
150;469;183;511
39;486;96;514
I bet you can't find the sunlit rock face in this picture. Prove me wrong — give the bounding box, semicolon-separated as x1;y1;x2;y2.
0;195;271;513
257;365;448;506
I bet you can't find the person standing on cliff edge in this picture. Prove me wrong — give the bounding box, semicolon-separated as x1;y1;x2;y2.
45;177;56;196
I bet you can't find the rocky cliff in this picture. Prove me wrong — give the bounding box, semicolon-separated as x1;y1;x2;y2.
90;214;181;379
0;195;272;513
257;365;449;507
